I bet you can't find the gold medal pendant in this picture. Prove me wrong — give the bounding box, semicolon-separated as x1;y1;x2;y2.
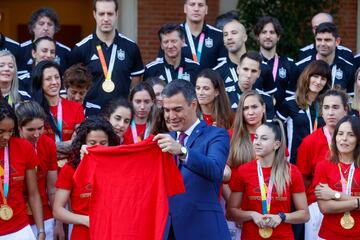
102;79;115;93
340;212;355;229
259;227;273;238
0;204;13;221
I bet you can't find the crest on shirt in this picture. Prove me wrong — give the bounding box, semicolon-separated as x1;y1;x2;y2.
335;68;343;80
205;37;213;48
117;49;125;61
278;67;286;78
27;58;33;65
182;72;190;81
54;55;61;65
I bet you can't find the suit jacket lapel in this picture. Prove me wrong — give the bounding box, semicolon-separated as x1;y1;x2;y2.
185;121;205;147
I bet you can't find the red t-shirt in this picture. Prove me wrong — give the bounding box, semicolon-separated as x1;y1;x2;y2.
202;114;214;126
297;127;330;204
45;97;85;141
56;162;91;239
74;136;185;240
123;123;147;144
229;159;305;240
0;137;38;235
314;160;360;239
27;135;58;224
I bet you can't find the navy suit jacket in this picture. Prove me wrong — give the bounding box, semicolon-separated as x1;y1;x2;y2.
163;120;231;240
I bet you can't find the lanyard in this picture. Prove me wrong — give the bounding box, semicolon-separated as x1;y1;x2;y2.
331;65;337;88
96;44;117;80
130;120;150;143
272;55;279;81
7;95;13;106
230;67;238;83
53;99;62;143
323;126;332;149
0;146;10;204
305;103;318;133
338;163;355;195
184;23;205;64
164;67;184;82
257;160;273;214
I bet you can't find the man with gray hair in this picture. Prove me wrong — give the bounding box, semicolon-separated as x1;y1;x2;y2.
19;7;70;74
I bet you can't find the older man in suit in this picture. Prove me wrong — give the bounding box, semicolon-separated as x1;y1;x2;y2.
154;79;231;240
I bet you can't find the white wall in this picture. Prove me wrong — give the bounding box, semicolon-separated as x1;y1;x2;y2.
219;0;237;14
117;0;138;41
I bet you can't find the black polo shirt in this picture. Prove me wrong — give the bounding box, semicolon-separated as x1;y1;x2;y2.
0;34;21;67
144;56;199;85
18;40;71;74
70;31;144;116
180;22;227;70
261;54;297;105
353;53;360;73
277;95;324;164
294;54;354;96
213;56;277;97
227;83;274;120
298;43;354;64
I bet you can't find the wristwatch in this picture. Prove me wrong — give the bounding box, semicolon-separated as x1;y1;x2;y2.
179;145;188;158
278;212;286;222
334;191;341;200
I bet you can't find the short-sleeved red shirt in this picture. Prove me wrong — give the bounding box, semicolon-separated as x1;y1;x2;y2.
56;162;91;239
45;97;85;141
314;160;360;240
229;159;305;240
297;127;330;204
73;136;185;240
0;137;38;235
27;135;58;224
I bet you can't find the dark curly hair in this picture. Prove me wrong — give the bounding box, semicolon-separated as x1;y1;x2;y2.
70;116;119;169
0;99;19;137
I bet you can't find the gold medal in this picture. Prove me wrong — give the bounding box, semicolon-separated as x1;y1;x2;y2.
340;212;355;229
0;204;13;221
102;79;115;93
259;227;273;238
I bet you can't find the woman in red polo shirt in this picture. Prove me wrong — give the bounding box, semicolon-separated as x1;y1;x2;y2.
195;69;233;129
0;99;44;239
227;120;309;239
123;82;156;144
296;87;349;239
16;101;63;239
53;116;119;239
31;61;85;165
314;115;360;239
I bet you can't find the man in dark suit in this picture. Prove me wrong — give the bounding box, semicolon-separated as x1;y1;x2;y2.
154;79;231;240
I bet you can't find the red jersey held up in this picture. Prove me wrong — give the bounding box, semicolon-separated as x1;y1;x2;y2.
74;136;185;240
229;159;305;240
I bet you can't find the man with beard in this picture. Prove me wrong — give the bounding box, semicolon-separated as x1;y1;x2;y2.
254;16;297;103
295;22;354;96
